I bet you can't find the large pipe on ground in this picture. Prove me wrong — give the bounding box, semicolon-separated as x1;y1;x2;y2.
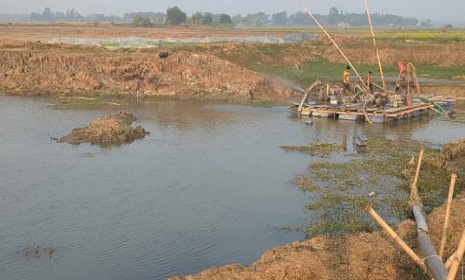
412;206;448;280
366;205;426;271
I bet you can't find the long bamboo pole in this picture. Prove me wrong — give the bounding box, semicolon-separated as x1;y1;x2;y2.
363;0;387;92
409;148;424;205
439;174;458;259
447;228;465;280
445;251;455;269
366;205;426;270
302;6;368;91
297;80;321;114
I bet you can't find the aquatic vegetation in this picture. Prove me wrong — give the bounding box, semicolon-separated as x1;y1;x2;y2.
22;245;55;260
48;94;126;110
280;141;344;157
284;135;457;238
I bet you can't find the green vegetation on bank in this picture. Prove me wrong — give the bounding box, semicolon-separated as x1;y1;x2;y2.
173;34;465;89
281;135;461;238
249;48;465;85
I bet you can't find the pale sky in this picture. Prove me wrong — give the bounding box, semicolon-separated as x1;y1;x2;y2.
2;0;464;22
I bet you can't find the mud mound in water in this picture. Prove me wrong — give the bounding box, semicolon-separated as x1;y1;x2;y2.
58;111;149;145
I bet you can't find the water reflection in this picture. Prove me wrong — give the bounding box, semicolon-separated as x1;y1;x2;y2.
1;96;464;280
0;96;310;280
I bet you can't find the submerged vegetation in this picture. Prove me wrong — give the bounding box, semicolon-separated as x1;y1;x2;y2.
280;141;344;157
281;134;459;238
22;245;55;260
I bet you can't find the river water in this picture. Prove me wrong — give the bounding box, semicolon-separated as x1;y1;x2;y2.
1;96;464;280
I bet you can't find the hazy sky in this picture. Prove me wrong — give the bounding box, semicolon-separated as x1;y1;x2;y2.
3;0;464;22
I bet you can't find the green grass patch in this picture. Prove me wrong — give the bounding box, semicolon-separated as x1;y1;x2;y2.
410;63;465;80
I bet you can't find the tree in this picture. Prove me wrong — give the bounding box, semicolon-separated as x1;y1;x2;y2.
166;6;187;25
65;8;82;22
42;7;53;22
244;12;269;26
327;6;341;25
288;12;313;26
203;13;213;24
133;15;152;27
219;14;233;24
329;6;339;16
271;11;288;26
191;12;204;25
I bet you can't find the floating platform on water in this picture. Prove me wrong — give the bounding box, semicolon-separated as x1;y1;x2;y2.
290;102;434;123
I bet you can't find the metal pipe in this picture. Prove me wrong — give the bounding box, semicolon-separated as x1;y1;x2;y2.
413;206;448;280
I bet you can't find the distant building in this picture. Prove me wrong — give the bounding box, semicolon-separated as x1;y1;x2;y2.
337;22;350;28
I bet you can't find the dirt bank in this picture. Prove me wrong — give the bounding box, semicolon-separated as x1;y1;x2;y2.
0;40;300;102
2;25;465;101
169;192;465;280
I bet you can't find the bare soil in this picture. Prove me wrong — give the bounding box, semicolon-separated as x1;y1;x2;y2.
0;40;298;102
2;24;465;101
170;190;465;280
58;111;148;145
2;24;465;280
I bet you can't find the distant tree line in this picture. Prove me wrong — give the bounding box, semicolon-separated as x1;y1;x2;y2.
11;6;431;27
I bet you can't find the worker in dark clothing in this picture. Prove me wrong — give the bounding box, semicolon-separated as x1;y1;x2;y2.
365;71;373;93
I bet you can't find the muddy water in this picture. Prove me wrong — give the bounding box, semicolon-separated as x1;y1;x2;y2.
0;96;464;280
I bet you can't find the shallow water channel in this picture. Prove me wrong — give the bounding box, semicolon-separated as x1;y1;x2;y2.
1;96;464;280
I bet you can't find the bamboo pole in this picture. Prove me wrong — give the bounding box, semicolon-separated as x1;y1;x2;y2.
366;205;426;270
439;174;458;259
409;148;424;205
447;228;465;280
302;6;368;92
297;90;310;114
298;80;321;114
363;0;387;93
407;63;421;94
445;251;454;269
363;99;373;124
